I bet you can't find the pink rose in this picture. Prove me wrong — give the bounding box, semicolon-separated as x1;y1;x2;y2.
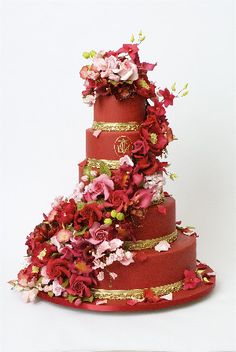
113;59;138;81
87;222;109;245
88;174;114;201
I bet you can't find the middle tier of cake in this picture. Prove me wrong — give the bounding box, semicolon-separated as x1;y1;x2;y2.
86;128;140;162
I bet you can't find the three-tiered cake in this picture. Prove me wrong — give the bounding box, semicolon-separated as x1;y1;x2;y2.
10;36;215;311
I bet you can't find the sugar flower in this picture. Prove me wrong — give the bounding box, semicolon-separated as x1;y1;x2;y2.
154;240;171;252
86;174;114;201
119;155;134;167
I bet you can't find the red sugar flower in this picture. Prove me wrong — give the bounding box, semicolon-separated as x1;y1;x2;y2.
159;88;175;107
46;258;71;280
80;202;103;227
67;274;92;297
183;269;201;290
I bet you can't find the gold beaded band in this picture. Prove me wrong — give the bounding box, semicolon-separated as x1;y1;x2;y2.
87;158;120;169
123;230;178;251
92;121;140;132
92;279;183;300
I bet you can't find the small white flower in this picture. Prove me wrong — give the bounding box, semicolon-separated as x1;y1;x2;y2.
83;94;96;106
109;272;118;280
90;170;97;177
22;288;39;303
119;155;134;167
109;238;123;251
97;271;105;281
81;175;89;182
120;251;134;266
155;240;171;252
52;279;64;297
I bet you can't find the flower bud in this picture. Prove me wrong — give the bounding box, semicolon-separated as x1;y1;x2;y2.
104;218;112;225
116;212;125;221
82;51;90;59
111;210;117;218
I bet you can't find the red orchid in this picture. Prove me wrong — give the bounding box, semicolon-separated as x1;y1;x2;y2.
117;43;140;63
80;202;103;227
30;242;57;267
183;269;201;290
135;76;156;98
159;88;175;107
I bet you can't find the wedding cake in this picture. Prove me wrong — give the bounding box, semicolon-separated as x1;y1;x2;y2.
9;34;216;311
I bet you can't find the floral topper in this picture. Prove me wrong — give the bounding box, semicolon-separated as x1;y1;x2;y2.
80;31;188;105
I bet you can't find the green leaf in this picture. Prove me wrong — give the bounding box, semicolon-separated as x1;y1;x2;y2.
99;161;111;177
67;294;77;303
183;83;188;90
61;278;69;288
74;226;88;236
48;291;54;297
181;90;189;97
77;201;85;211
82;295;94;303
83;165;92;177
171;82;176;92
130;34;135;43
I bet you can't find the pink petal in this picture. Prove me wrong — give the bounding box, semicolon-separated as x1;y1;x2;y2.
93;130;102;138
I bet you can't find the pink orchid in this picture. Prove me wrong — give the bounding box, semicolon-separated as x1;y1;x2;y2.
154;240;171;252
88;221;109;245
88;174;114;201
132;188;153;209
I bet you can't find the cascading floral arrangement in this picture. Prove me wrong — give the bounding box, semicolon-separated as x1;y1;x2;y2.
9;33;198;306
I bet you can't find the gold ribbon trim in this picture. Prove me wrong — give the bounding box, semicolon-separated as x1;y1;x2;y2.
87;158;120;169
92;280;183;300
92;121;140;132
123;230;178;251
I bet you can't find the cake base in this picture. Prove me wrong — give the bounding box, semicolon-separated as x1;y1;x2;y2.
38;263;216;312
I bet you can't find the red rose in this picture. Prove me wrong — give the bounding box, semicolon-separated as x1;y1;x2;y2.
80;203;103;227
132;139;149;158
67;274;92;297
147;101;166;117
109;190;130;212
46;258;71;280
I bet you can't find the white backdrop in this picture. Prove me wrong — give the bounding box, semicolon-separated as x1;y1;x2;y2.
1;0;235;351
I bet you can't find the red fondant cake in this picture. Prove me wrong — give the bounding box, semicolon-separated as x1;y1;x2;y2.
10;34;215;311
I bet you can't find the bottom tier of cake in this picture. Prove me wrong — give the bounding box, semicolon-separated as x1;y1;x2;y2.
37;231;216;312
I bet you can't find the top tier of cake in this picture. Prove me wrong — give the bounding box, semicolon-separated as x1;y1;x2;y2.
93;95;146;123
